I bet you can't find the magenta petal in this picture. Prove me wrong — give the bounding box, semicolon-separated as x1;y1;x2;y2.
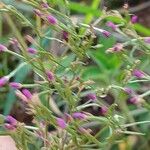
56;118;67;129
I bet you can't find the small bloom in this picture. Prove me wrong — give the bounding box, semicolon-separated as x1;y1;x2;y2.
124;87;134;95
106;43;123;53
46;71;55;81
102;31;111;37
144;37;150;44
72;112;86;120
56;118;67;129
41;2;49;8
86;93;97;101
22;89;32;100
62;31;69;41
106;21;117;31
131;15;138;24
47;15;57;25
27;47;37;54
4;115;17;130
128;97;138;105
33;9;43;17
9;82;22;89
99;106;108;116
0;77;8;87
0;44;7;52
133;69;145;78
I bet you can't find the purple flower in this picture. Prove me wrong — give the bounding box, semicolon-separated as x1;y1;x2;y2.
102;31;111;37
0;44;7;52
47;15;57;25
124;87;134;95
41;2;49;8
0;77;8;87
133;69;145;78
131;15;138;24
5;115;17;130
72;112;86;120
9;82;22;89
22;89;32;99
99;106;108;116
56;118;67;129
144;37;150;44
62;31;69;41
27;47;37;54
33;9;43;17
107;43;123;53
46;71;55;81
86;93;97;101
106;21;117;31
128;97;138;105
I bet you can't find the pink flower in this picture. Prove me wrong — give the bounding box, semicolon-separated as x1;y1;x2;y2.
133;69;145;78
124;87;134;95
22;89;32;99
56;118;67;129
102;31;111;37
0;77;8;87
62;31;69;41
41;2;49;8
9;82;22;89
106;21;117;31
47;15;57;25
99;106;108;116
0;44;7;52
27;48;37;54
4;115;17;130
107;43;123;53
86;93;96;101
72;112;86;120
128;97;138;105
46;71;55;81
33;9;43;17
144;37;150;44
131;15;138;24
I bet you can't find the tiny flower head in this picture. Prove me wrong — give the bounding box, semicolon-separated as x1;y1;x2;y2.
0;44;7;52
4;115;17;130
144;37;150;44
106;43;123;53
86;93;97;101
22;89;32;100
0;77;8;87
56;118;67;129
128;97;139;105
124;87;134;95
62;31;69;41
9;82;22;89
47;15;57;25
102;31;111;38
33;9;43;17
27;47;37;54
72;112;86;120
99;106;108;116
106;21;117;31
46;70;55;81
132;69;145;78
131;15;138;24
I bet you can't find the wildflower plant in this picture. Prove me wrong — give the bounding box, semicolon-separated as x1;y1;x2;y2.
0;0;150;150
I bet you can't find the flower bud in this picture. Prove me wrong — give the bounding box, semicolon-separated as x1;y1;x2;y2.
144;37;150;44
102;31;111;37
99;106;108;116
47;15;57;25
131;15;138;24
0;77;8;87
46;71;55;81
62;31;69;41
72;112;86;120
33;9;43;17
22;89;32;100
9;82;22;89
86;93;97;101
4;115;17;130
27;47;37;54
56;118;67;129
128;97;139;105
124;87;134;95
132;69;145;78
106;21;117;31
0;44;7;52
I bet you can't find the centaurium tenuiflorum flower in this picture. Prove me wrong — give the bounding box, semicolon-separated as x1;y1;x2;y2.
86;93;97;101
47;15;57;25
0;44;7;52
22;89;32;100
0;77;9;87
102;31;111;37
4;115;17;130
144;37;150;44
72;112;86;120
56;118;67;129
46;71;55;81
132;69;145;78
131;15;138;24
99;106;108;116
27;47;37;54
9;82;22;89
106;21;117;31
